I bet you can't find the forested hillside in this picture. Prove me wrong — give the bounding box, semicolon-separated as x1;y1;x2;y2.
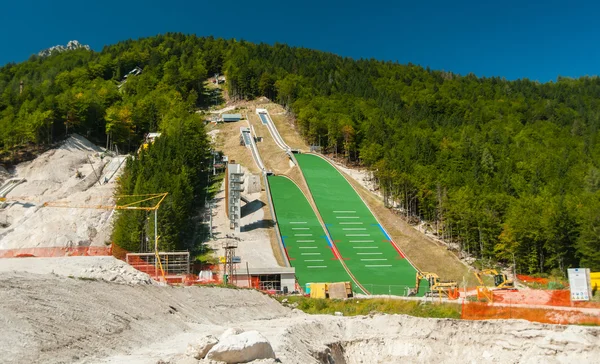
1;34;599;271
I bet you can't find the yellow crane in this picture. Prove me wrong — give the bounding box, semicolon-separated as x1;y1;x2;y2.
473;269;515;290
409;271;459;299
43;193;169;279
43;192;168;251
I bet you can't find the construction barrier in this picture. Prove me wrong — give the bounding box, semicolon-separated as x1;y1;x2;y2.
493;289;600;309
516;274;550;285
462;301;600;325
0;245;112;258
111;242;129;261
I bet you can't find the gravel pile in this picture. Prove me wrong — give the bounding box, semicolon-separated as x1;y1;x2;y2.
0;256;155;285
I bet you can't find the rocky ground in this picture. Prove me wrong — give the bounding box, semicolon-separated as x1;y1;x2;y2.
0;271;598;364
0;256;154;285
0;134;125;250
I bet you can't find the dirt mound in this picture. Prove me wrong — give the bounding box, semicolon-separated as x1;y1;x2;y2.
0;272;291;364
0;256;154;285
0;134;123;250
1;272;598;364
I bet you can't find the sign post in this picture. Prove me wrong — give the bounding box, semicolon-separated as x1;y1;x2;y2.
567;268;592;302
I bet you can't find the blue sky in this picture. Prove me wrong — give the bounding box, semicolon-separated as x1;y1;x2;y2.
0;0;597;82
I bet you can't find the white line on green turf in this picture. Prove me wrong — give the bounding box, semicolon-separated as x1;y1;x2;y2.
333;211;356;213
353;247;378;249
305;259;324;262
357;252;383;255
365;265;392;267
308;266;327;268
349;240;374;243
342;228;366;230
297;240;315;242
295;234;313;236
336;216;359;219
361;259;388;261
346;234;370;236
299;247;317;249
292;227;309;230
301;253;321;255
290;222;307;224
340;222;363;225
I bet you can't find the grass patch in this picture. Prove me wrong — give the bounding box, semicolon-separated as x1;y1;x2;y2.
277;296;461;319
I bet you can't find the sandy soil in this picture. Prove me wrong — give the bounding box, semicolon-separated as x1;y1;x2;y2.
0;135;125;250
209;117;260;174
1;272;598;364
247;112;291;173
208;107;295;269
260;104;308;151
0;256;154;285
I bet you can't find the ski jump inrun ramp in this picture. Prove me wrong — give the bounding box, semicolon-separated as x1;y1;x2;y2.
248;109;425;295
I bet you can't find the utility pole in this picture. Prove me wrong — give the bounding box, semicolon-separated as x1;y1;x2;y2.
154;209;158;253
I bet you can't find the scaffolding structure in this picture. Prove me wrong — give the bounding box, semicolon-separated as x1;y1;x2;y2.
126;251;190;282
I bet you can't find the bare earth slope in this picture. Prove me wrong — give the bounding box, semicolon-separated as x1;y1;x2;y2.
0;272;290;364
0;134;123;250
1;273;598;364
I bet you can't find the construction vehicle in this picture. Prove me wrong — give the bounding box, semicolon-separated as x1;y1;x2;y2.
409;271;459;299
474;269;515;290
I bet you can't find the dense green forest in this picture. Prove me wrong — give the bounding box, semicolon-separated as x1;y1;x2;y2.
1;34;599;272
112;118;210;253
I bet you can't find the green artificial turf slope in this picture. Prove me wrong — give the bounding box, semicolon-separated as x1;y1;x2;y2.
295;154;428;296
268;176;361;292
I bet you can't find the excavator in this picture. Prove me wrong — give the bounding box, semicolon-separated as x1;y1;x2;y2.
409;271;459;299
474;269;515;290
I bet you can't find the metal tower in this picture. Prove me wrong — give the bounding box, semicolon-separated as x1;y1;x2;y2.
222;240;238;285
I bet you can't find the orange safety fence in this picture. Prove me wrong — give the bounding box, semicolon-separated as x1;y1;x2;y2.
493;289;600;309
462;301;600;325
111;242;129;261
516;274;550;285
125;254;160;276
0;245;112;258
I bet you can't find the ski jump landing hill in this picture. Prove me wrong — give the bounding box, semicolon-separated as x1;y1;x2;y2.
249;109;426;296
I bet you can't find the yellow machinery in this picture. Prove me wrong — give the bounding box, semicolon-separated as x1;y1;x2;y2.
309;283;328;299
308;282;353;299
409;271;459;299
474;269;515;290
590;272;599;294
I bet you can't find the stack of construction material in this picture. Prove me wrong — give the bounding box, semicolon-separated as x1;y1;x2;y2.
308;282;353;299
327;282;353;299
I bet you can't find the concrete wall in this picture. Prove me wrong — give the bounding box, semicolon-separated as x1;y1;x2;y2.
246;174;262;194
232;273;295;293
281;273;296;292
233;275;252;288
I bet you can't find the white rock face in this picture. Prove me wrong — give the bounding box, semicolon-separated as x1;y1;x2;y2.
185;334;218;359
38;40;90;57
206;331;276;363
